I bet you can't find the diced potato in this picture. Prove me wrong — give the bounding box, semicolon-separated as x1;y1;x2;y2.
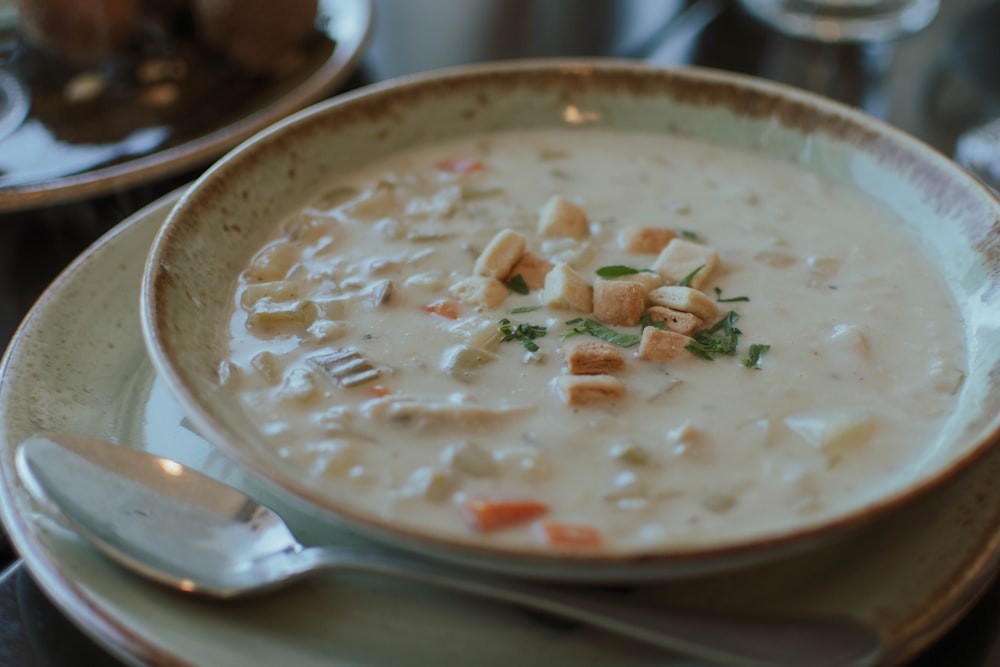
506;252;553;291
609;440;650;465
450;276;509;309
246;298;317;330
543;262;592;313
307;319;349;343
592;279;645;326
441;440;497;477
245;242;299;282
493;446;553;482
241;281;299;309
647;286;719;321
554;374;625;405
561;339;625;375
405;271;449;291
401;467;457;501
306;440;359;478
543;238;595;268
440;344;497;381
637;327;692;362
651;238;719;290
619;225;676;254
538;195;589;239
312;296;351;320
473;229;527;279
784;409;877;453
449;315;503;350
343;185;398;219
602;470;645;500
277;368;318;403
250;351;281;384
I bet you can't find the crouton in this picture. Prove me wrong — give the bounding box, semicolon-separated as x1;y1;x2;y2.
506;251;553;291
543;262;592;313
611;272;663;300
538;195;589;239
592;279;645;326
555;374;625;406
651;238;719;289
647;286;719;321
645;306;702;336
637;327;692;362
619;225;676;254
450;276;508;309
561;340;625;375
473;229;526;279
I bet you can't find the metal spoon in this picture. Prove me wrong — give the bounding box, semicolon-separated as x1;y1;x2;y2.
16;433;882;667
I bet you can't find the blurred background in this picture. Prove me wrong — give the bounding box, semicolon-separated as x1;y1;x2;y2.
1;0;999;664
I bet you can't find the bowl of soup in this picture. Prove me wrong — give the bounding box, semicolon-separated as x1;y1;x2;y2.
141;60;1000;581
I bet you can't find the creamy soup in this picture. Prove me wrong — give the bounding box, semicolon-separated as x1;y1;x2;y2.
222;128;965;552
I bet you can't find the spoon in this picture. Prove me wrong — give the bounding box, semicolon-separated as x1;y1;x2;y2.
16;433;882;667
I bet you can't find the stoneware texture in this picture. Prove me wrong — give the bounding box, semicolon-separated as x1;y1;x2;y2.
142;60;1000;581
2;193;1000;666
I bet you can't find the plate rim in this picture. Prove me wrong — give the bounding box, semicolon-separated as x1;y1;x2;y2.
0;190;1000;666
0;0;374;214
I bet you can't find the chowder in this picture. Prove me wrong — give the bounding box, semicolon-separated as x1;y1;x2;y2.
222;128;965;552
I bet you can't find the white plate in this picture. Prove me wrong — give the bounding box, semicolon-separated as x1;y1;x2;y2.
1;190;999;666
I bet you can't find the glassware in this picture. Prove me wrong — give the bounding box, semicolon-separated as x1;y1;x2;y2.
738;0;940;42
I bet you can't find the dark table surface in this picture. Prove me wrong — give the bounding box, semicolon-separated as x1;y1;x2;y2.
1;1;1000;664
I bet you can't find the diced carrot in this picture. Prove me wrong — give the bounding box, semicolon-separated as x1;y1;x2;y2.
424;299;460;319
435;158;484;174
538;521;603;548
459;496;548;532
367;385;392;398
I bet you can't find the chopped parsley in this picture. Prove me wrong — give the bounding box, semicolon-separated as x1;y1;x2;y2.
685;310;742;360
562;318;641;348
505;274;529;295
678;264;705;287
639;311;665;331
498;318;547;352
680;230;699;240
509;305;542;314
741;344;771;369
595;265;654;277
714;287;750;303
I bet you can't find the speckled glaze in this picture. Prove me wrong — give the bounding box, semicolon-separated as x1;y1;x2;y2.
2;193;1000;666
143;60;1000;581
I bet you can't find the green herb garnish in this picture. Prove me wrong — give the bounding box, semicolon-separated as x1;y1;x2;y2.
680;230;699;240
714;287;750;303
741;344;771;369
639;311;665;331
685;311;742;360
561;318;641;348
505;274;529;295
595;265;654;278
678;264;705;287
499;318;547;352
509;305;542;314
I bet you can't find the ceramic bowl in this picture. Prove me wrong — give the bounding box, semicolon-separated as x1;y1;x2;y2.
141;60;1000;581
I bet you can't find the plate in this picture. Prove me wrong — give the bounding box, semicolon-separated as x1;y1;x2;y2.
0;0;373;213
1;191;999;665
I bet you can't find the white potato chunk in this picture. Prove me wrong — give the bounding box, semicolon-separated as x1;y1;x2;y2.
441;440;497;477
784;409;877;453
246;298;317;330
245;242;299;282
241;281;299;309
401;467;457;501
440;344;497;381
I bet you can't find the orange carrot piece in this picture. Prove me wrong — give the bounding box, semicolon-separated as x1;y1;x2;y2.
539;521;603;548
425;299;460;319
435;158;484;174
459;496;548;532
367;385;392;398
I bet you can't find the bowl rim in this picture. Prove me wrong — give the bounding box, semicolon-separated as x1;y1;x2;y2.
141;58;1000;572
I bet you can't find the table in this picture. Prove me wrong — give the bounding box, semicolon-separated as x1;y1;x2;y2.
1;1;998;664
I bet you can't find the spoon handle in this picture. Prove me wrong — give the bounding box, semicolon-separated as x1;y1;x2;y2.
293;545;881;667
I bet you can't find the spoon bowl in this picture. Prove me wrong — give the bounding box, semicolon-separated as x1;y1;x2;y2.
16;432;882;667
